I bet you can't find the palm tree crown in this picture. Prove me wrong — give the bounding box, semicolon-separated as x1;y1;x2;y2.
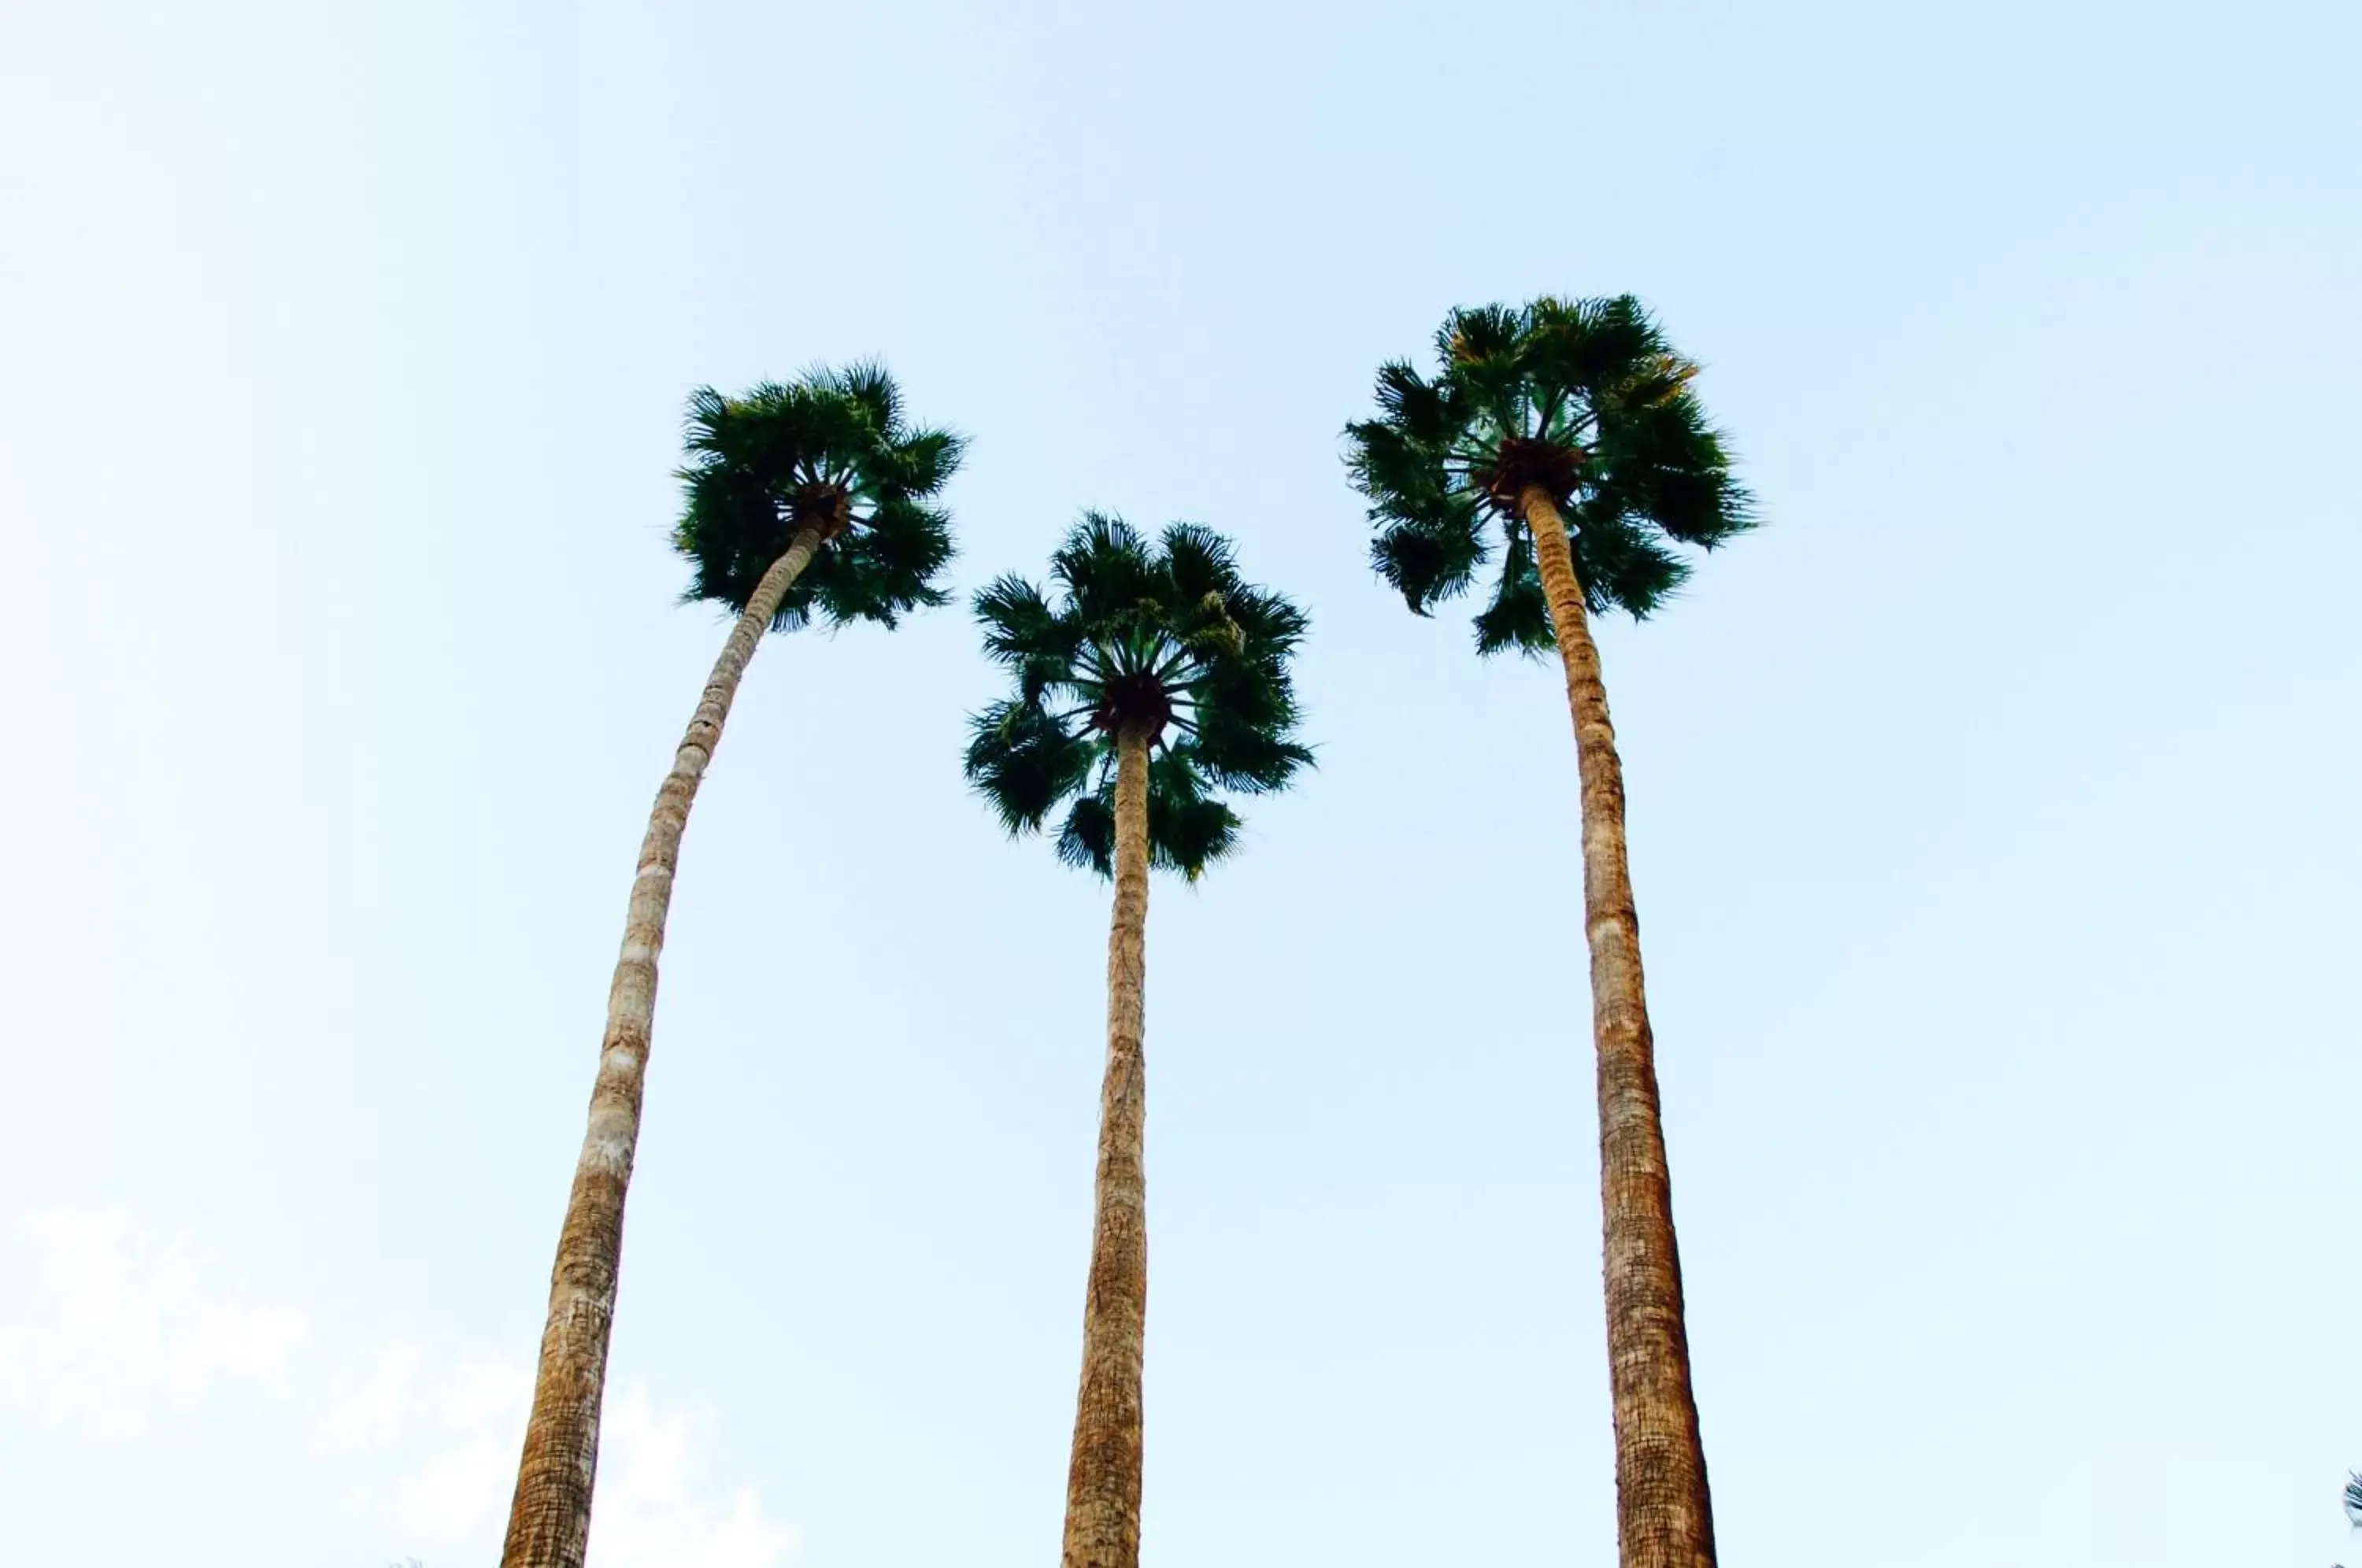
675;361;964;629
964;514;1312;878
1343;294;1752;652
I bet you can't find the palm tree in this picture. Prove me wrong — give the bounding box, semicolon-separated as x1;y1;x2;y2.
502;364;962;1568
964;515;1311;1568
1344;295;1753;1568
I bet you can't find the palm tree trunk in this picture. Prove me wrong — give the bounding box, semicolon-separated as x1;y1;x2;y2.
501;524;824;1568
1060;723;1153;1568
1522;486;1717;1568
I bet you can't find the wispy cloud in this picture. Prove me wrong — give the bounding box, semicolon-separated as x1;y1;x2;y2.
0;1205;308;1441
584;1388;799;1568
0;1207;795;1568
317;1342;534;1548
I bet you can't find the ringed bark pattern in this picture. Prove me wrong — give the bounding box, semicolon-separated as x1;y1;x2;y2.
501;525;824;1568
1523;487;1717;1568
1060;724;1153;1568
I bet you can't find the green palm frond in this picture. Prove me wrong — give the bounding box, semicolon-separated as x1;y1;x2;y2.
1342;294;1753;648
964;697;1093;834
1472;527;1551;656
964;515;1312;881
673;361;965;631
1050;754;1245;877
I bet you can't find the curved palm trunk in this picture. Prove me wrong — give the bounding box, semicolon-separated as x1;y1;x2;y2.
1523;487;1716;1568
502;525;824;1568
1060;725;1153;1568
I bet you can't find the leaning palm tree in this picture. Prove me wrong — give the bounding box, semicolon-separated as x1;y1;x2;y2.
1344;296;1753;1568
964;515;1311;1568
502;364;962;1568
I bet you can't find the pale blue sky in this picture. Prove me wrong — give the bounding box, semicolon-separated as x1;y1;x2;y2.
2;2;2357;1565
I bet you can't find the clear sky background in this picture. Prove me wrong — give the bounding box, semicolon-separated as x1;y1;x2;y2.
2;2;2356;1565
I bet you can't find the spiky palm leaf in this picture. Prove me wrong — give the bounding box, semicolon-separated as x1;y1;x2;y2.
675;361;964;630
1344;294;1753;651
964;513;1312;879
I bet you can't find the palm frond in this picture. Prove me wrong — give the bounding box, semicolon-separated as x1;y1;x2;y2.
1370;505;1486;616
964;699;1094;834
1472;528;1553;656
673;363;964;631
1344;295;1753;642
1572;504;1693;619
964;513;1311;881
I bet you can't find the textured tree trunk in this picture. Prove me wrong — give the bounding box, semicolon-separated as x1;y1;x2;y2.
501;526;824;1568
1059;724;1153;1568
1523;487;1717;1568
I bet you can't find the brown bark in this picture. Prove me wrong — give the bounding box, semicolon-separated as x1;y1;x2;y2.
1059;725;1153;1568
1522;487;1716;1568
500;526;824;1568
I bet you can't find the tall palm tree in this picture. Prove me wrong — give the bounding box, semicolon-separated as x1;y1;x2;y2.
1344;296;1753;1568
502;364;962;1568
964;515;1311;1568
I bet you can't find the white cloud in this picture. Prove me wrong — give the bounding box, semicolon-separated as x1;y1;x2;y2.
313;1338;435;1456
588;1388;800;1568
0;1205;308;1441
319;1343;531;1548
319;1349;795;1568
0;1207;795;1568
